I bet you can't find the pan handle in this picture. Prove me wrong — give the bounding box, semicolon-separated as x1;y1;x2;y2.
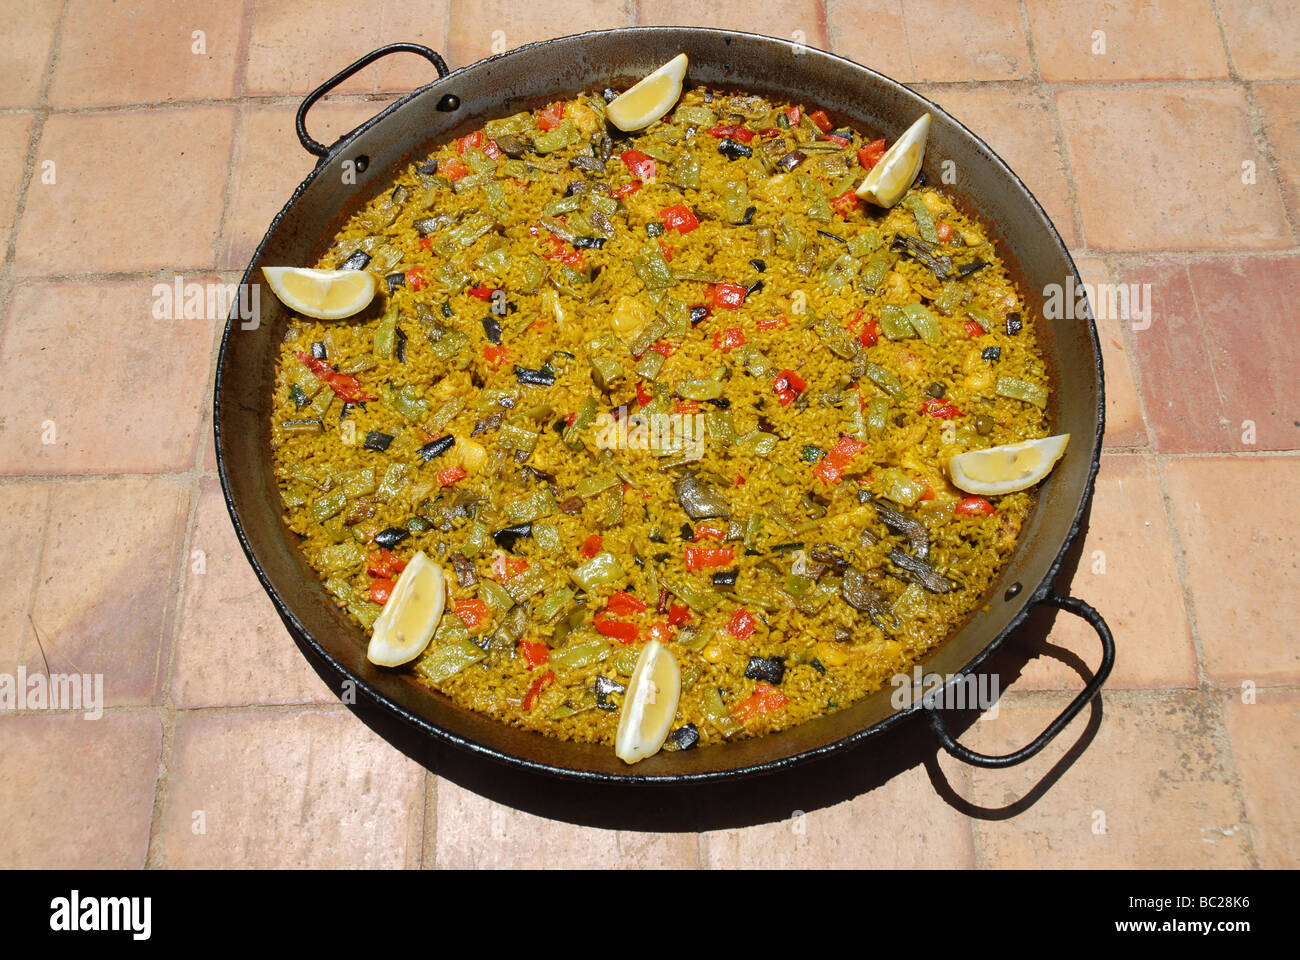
923;593;1115;768
296;42;450;158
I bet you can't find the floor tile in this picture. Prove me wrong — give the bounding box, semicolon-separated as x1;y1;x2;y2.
1026;0;1228;81
825;0;914;80
0;483;50;671
221;101;390;270
155;708;425;868
1254;83;1300;226
1004;454;1196;690
432;777;698;868
916;84;1078;247
1073;257;1146;448
171;480;333;707
638;0;827;49
1056;85;1291;250
968;692;1250;867
1223;690;1299;868
28;477;190;706
449;0;634;67
850;0;1030;81
0;712;162;868
1217;0;1300;79
14;106;237;275
49;0;246;107
1163;457;1300;686
374;0;451;91
0;113;34;253
1186;255;1300;452
246;0;385;95
0;0;62;109
0;281;217;474
701;763;975;868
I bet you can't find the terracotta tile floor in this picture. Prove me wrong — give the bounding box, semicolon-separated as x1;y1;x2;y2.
0;1;1294;870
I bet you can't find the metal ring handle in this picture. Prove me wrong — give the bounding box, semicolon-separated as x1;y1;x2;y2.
924;593;1115;768
296;42;450;158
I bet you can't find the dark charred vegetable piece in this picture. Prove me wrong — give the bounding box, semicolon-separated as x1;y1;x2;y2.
770;541;805;553
482;315;503;344
493;523;533;552
746;279;763;297
1005;312;1023;335
925;382;946;398
363;430;394;452
374;527;410;550
418;434;456;462
704;397;730;409
669;723;700;750
690;306;711;326
675;471;731;520
809;543;850;573
957;257;989;278
395;327;407;363
569;154;606;174
712;568;739;587
740;205;756;225
750;258;766;272
494;133;530;157
572;236;606;249
414;215;454;236
718;138;753;160
594;675;625;710
891;234;954;281
841;568;899;632
776;150;806;171
680;523;694;540
888;548;954;593
514;365;556;387
982;346;1001;362
560;495;583;514
385;272;405;293
745;656;786;685
872;500;929;559
817;228;847;244
417;158;439;174
311;341;328;360
341;250;371;271
472;411;504;435
450;552;478;588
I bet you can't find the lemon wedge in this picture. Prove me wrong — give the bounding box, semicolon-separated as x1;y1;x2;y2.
615;639;681;764
262;266;376;320
947;434;1070;496
855;112;932;209
366;551;446;667
606;53;688;132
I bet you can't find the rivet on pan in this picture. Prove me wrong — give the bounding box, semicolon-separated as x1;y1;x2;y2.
1004;582;1022;601
437;93;461;112
354;154;369;173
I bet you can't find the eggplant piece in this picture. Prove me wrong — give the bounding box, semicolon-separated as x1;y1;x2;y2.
417;158;439;175
363;430;394;452
471;411;505;435
957;257;989;278
674;471;731;520
776;150;806;171
669;723;700;750
493;522;532;552
718;138;753;160
745;656;786;685
481;315;503;345
514;365;556;387
340;250;371;271
571;236;606;249
560;495;583;515
487;603;529;652
374;527;410;550
385;272;405;293
740;205;756;225
521;464;557;485
310;340;328;360
569;154;606;174
394;327;407;363
891;234;954;281
704;397;730;409
841;568;899;632
982;346;1002;363
1005;311;1023;336
594;675;625;711
712;568;739;588
494;133;530;157
770;541;805;554
746;278;763;296
872;500;930;560
749;258;766;272
888;548;955;593
414;214;454;236
418;435;456;462
449;552;478;588
689;306;711;326
808;543;850;574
